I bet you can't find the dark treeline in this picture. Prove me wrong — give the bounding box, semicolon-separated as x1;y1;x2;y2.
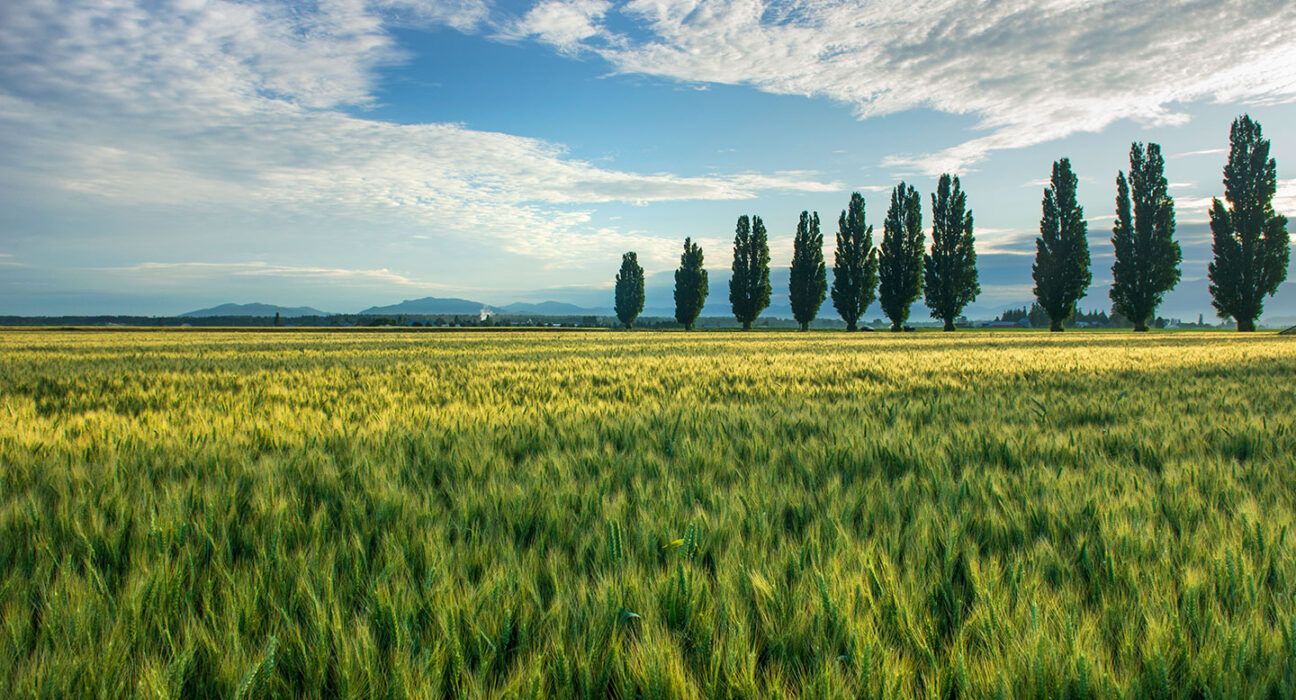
991;304;1216;330
615;114;1290;332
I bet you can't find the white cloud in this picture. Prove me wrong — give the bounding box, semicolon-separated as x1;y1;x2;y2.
524;0;1296;173
0;0;836;269
1173;181;1296;227
1172;148;1227;159
98;261;449;289
1175;196;1217;224
1275;179;1296;220
973;227;1037;255
500;0;614;52
379;0;492;32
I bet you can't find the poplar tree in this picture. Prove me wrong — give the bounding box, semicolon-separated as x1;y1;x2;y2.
729;215;771;330
1110;142;1182;332
789;210;827;331
923;174;979;331
673;238;708;331
878;182;924;331
1208;115;1291;332
614;252;644;329
831;192;879;331
1032;158;1091;331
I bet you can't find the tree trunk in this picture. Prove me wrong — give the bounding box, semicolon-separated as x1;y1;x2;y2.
943;318;956;332
1238;316;1256;332
890;321;902;332
799;321;808;331
846;320;857;332
1134;319;1148;332
742;320;752;331
684;322;692;331
1050;318;1063;332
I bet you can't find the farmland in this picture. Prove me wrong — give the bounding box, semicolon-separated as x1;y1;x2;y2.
2;329;1295;698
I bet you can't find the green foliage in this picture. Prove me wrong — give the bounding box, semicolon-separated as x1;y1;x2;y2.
923;174;980;331
673;238;709;331
789;211;827;331
1033;158;1092;331
2;331;1296;697
994;303;1051;328
878;182;925;332
1208;115;1291;332
729;215;772;330
1110;142;1182;332
832;192;880;332
615;251;645;329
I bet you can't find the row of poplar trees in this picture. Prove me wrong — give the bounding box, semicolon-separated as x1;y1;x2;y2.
613;114;1289;332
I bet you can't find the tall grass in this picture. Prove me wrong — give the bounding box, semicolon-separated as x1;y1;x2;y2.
1;330;1294;697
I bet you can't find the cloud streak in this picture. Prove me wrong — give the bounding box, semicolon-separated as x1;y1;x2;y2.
0;0;837;267
506;0;1296;173
97;261;447;289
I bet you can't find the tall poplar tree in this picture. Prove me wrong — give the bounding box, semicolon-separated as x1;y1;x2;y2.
614;252;644;329
1033;158;1091;331
673;238;708;331
878;182;924;332
923;174;979;331
1110;142;1182;332
831;192;879;331
1208;115;1291;332
789;210;827;331
729;215;771;330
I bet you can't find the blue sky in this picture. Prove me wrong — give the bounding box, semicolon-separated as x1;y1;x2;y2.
1;0;1294;320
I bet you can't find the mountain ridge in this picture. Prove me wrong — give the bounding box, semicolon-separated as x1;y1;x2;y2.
181;302;331;317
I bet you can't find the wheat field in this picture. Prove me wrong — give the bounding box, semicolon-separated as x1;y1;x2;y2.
2;329;1294;698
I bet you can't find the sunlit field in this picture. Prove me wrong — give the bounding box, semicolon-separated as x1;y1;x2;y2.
2;329;1294;698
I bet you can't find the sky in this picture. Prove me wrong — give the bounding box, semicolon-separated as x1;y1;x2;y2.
2;0;1295;321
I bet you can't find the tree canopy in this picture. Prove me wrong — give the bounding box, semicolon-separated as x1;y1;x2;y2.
673;238;708;331
1110;142;1181;332
831;193;879;331
878;183;925;332
1208;115;1291;332
730;215;771;330
789;210;827;331
614;252;644;329
1032;158;1091;332
923;174;979;331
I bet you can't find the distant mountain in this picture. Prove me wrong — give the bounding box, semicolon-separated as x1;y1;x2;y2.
359;297;489;315
181;302;330;317
496;301;600;316
360;297;605;317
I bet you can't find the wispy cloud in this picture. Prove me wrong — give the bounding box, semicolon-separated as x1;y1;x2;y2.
96;261;451;289
1173;180;1296;226
507;0;1296;174
1172;148;1227;159
1176;196;1218;224
498;0;614;53
1276;179;1296;220
974;228;1038;255
0;0;837;269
